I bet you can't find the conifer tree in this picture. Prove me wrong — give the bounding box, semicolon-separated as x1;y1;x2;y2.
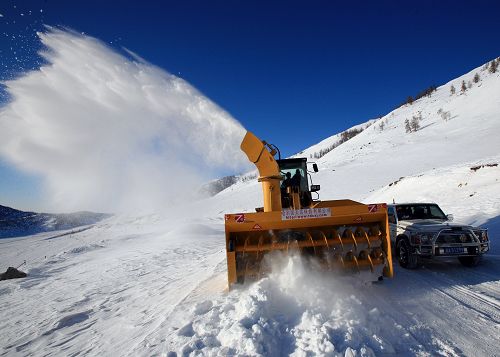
489;60;498;73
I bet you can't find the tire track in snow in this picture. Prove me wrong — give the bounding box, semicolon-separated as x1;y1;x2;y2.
361;281;463;357
408;258;500;323
391;266;500;357
424;274;500;323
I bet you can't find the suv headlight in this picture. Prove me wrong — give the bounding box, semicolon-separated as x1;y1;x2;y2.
410;233;435;245
475;230;489;242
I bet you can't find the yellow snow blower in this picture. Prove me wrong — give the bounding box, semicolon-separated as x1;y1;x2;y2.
224;131;393;288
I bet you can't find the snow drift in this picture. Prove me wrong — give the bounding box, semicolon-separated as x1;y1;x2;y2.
0;28;248;213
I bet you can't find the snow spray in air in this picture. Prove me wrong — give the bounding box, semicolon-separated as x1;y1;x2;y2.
0;28;248;212
169;253;392;356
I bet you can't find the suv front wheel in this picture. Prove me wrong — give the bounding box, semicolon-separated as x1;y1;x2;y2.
397;238;418;269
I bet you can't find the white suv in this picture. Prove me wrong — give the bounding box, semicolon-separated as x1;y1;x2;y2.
387;203;490;268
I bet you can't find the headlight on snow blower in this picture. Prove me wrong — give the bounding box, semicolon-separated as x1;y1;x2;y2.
410;233;434;245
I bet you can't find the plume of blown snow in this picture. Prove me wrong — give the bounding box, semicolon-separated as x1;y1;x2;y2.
168;254;394;356
0;28;248;212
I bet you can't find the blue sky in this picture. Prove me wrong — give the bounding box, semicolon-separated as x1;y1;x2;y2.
1;0;500;210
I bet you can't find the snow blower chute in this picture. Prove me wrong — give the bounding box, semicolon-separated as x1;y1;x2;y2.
224;131;393;288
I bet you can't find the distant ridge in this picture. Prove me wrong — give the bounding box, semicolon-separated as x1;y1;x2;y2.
0;204;111;239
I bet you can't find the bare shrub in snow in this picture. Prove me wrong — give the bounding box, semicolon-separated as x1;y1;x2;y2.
405;112;422;133
473;73;480;83
450;84;456;95
437;108;451;121
404;119;412;133
379;121;385;131
461;80;467;92
410;117;420;132
407;112;422;132
467;81;472;89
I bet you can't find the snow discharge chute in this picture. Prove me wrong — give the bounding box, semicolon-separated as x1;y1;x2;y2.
224;131;393;288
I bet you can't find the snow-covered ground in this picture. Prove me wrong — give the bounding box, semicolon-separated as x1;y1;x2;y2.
0;215;226;356
1;60;500;356
1;210;498;356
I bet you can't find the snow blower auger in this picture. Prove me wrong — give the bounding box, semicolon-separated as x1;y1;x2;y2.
224;131;393;288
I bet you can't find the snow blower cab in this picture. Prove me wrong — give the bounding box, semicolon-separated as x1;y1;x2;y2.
276;157;318;210
224;131;393;288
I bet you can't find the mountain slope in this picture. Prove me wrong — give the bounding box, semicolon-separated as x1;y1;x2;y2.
211;58;500;216
314;58;500;201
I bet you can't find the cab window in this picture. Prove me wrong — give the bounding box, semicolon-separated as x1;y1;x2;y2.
278;161;309;192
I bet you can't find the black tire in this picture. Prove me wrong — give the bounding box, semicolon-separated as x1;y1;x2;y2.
458;256;481;267
396;239;418;269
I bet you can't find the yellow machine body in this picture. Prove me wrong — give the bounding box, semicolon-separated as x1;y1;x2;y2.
225;131;393;287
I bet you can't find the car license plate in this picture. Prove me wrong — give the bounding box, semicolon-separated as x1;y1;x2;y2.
442;247;467;255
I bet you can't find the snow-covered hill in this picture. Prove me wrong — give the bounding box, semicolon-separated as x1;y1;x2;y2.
1;58;499;356
0;204;111;239
212;58;500;219
292;119;376;160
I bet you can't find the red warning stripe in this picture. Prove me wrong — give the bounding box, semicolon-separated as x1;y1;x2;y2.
368;203;388;213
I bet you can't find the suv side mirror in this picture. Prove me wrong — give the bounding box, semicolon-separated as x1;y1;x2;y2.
446;214;454;221
310;184;320;192
312;163;318;172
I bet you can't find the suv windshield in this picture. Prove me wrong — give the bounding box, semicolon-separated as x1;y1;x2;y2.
395;204;447;220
